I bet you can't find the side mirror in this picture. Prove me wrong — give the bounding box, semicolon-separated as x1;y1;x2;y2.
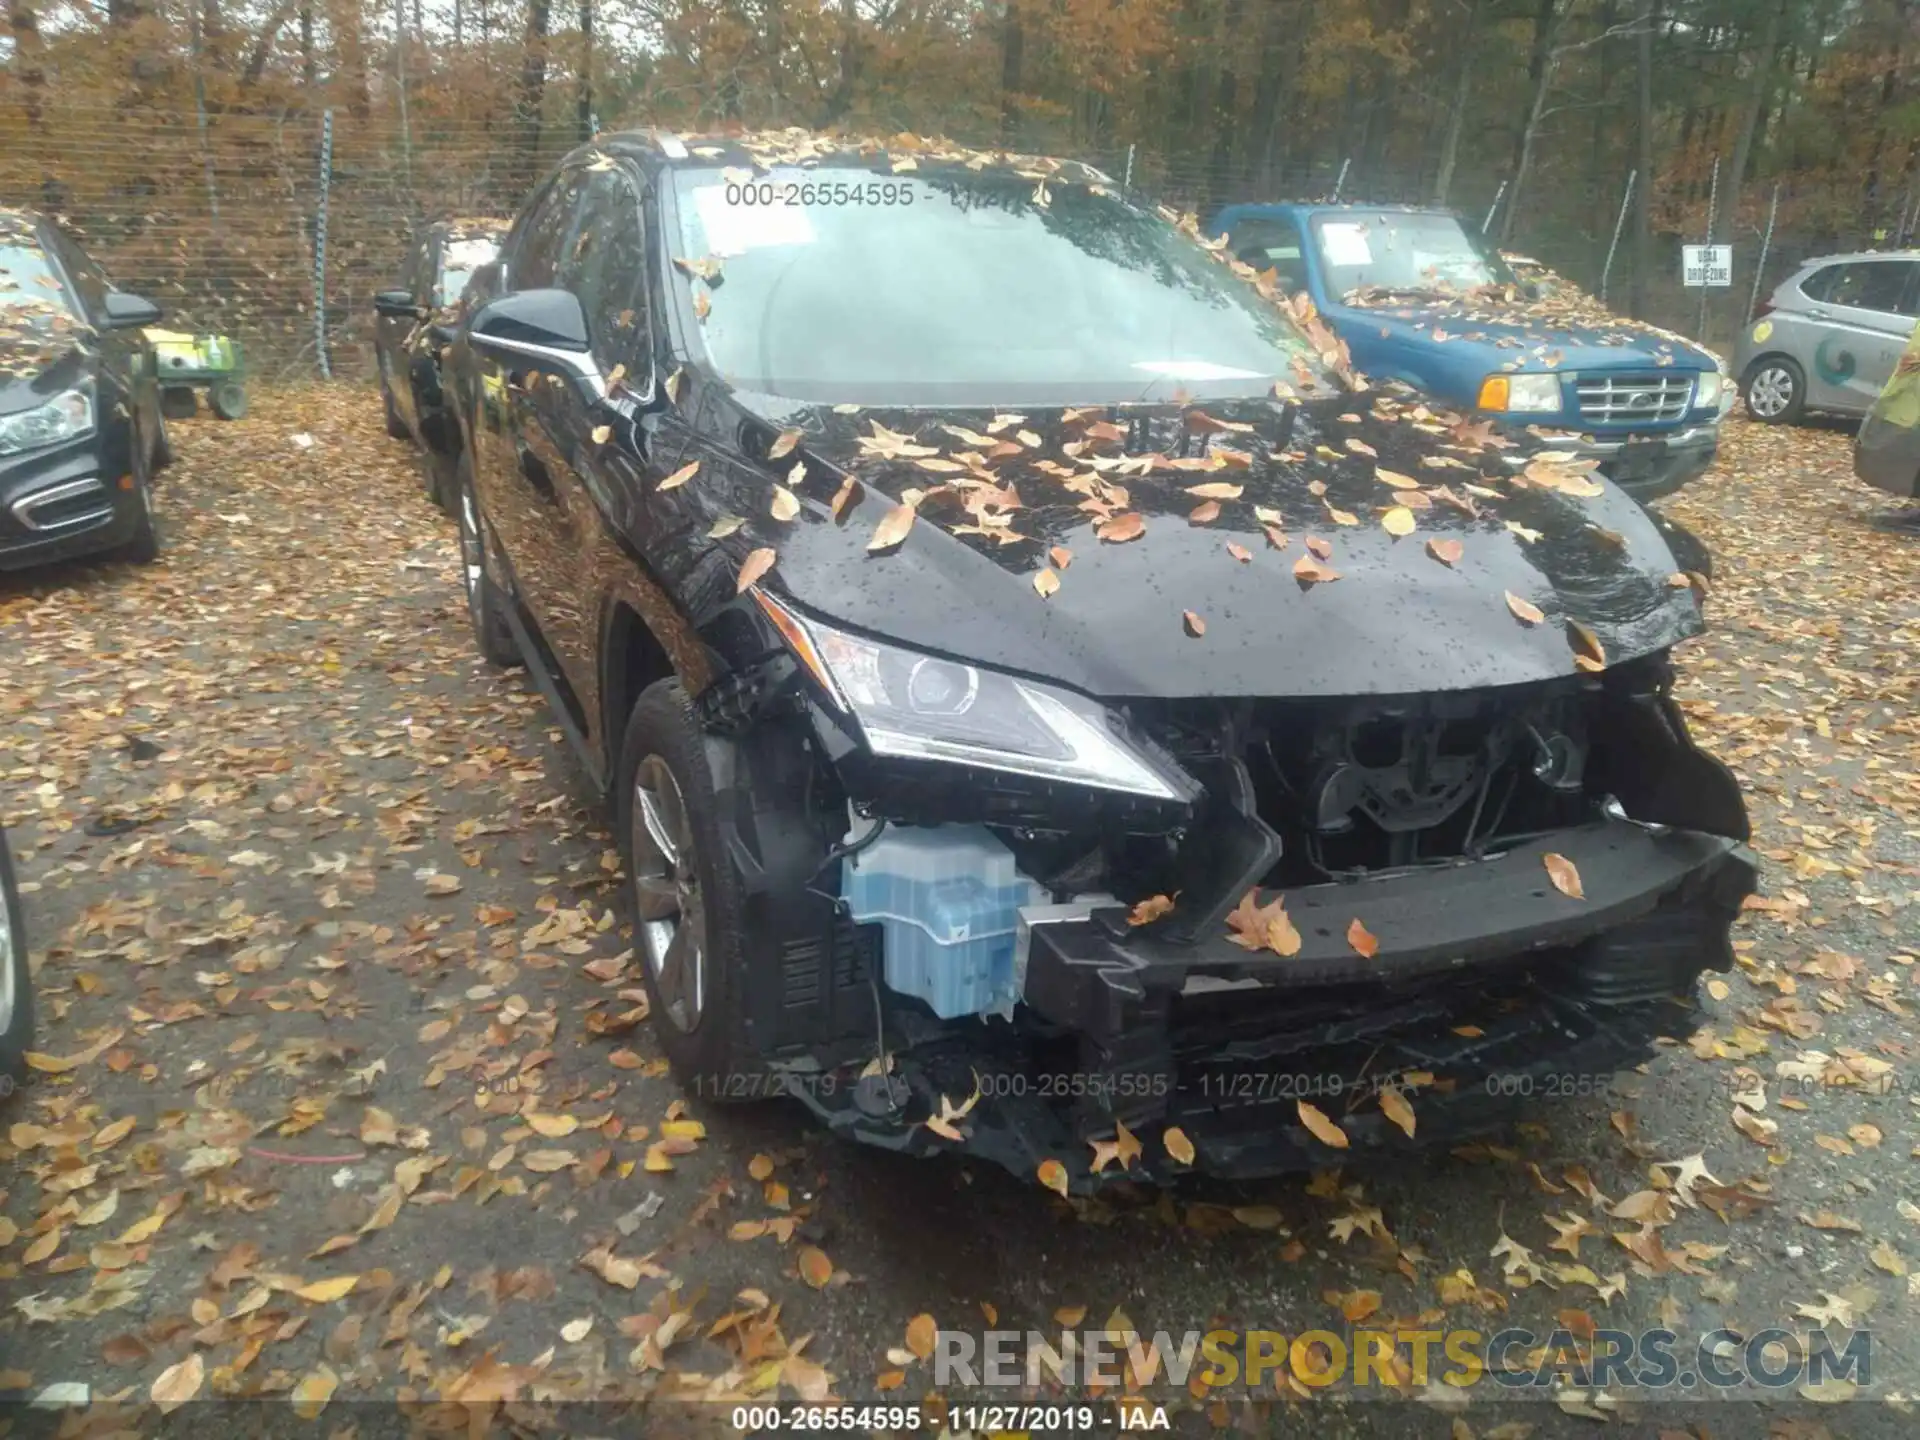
374;288;426;319
101;290;162;330
468;288;601;390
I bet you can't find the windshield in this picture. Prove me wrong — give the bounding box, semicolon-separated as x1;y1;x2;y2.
0;240;78;330
667;167;1330;405
438;237;499;307
1310;211;1514;299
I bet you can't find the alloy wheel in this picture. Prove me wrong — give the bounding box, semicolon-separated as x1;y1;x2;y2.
630;754;706;1034
1748;366;1796;418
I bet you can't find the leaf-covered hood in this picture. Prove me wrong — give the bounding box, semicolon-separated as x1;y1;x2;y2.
1337;289;1721;374
720;386;1706;701
0;325;90;417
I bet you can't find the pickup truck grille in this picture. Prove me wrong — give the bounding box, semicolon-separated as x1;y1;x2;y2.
1574;372;1694;424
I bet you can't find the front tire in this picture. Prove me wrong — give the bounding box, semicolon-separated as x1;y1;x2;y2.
421;443;458;515
116;447;162;564
455;452;519;667
1742;357;1806;425
0;830;35;1091
616;680;766;1100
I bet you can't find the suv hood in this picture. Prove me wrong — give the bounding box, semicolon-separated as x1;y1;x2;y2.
719;389;1703;701
1334;299;1719;375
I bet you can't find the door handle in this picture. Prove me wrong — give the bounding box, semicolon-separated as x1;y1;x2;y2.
1807;307;1831;320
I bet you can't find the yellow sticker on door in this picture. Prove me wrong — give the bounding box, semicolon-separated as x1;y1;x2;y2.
1752;320;1774;343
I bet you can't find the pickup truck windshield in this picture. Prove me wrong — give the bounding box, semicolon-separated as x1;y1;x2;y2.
1311;211;1514;299
669;167;1332;406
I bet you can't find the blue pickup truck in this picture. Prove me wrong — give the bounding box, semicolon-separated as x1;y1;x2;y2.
1208;203;1731;504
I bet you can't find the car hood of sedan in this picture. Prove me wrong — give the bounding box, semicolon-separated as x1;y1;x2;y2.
716;388;1705;701
0;311;90;415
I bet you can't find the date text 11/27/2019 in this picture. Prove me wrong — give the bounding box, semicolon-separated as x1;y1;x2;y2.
728;1403;1173;1431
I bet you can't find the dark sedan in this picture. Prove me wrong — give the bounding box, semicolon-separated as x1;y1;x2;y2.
443;130;1756;1192
1;208;170;571
374;218;508;512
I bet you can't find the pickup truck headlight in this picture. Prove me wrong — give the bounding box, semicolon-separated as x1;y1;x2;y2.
0;387;94;457
1693;370;1726;410
753;593;1195;801
1477;373;1562;414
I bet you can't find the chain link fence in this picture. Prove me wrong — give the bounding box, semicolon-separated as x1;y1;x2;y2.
4;93;1904;378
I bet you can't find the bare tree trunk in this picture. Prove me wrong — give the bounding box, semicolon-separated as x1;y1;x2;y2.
241;0;299;86
330;0;371;120
1715;0;1786;242
1631;0;1659;319
1432;0;1485;206
8;0;47;133
1507;0;1559;185
999;0;1023;142
576;0;593;139
1498;6;1564;245
1243;0;1296;195
300;2;314;85
515;0;551;190
1208;0;1245;206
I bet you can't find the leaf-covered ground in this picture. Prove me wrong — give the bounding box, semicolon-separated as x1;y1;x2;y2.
1;394;1917;1437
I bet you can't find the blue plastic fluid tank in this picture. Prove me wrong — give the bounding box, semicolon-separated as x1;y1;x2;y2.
842;824;1048;1020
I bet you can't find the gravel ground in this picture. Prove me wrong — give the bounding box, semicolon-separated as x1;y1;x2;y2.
2;394;1917;1439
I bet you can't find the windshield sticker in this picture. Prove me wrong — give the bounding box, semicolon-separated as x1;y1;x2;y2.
1319;222;1374;267
690;184;817;257
1131;360;1269;382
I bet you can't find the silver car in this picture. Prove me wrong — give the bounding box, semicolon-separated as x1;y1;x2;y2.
1735;250;1920;424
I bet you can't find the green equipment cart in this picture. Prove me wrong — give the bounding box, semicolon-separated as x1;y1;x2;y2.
145;329;248;421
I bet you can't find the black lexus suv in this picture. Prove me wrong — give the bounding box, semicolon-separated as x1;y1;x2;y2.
443;128;1758;1192
1;208;169;571
374;218;509;512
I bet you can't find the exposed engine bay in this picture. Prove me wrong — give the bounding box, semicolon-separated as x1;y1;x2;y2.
699;644;1757;1190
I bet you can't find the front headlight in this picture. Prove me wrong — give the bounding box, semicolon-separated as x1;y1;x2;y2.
1477;372;1562;413
754;594;1194;801
1693;371;1725;409
0;387;95;457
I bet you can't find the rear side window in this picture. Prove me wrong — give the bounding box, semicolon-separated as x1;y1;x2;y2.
560;170;651;378
1798;265;1840;303
1821;260;1920;316
509;171;591;290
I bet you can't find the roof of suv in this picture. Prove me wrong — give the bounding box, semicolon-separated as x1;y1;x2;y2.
1792;248;1920;268
590;127;1117;187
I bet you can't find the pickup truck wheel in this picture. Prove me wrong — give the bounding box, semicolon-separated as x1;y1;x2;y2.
456;453;520;667
381;379;410;440
1742;357;1805;424
616;679;767;1101
0;829;35;1090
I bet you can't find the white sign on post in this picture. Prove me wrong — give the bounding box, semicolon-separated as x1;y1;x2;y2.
1682;244;1733;287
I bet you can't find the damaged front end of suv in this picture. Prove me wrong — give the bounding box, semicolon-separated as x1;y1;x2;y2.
710;573;1754;1192
612;132;1758;1193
